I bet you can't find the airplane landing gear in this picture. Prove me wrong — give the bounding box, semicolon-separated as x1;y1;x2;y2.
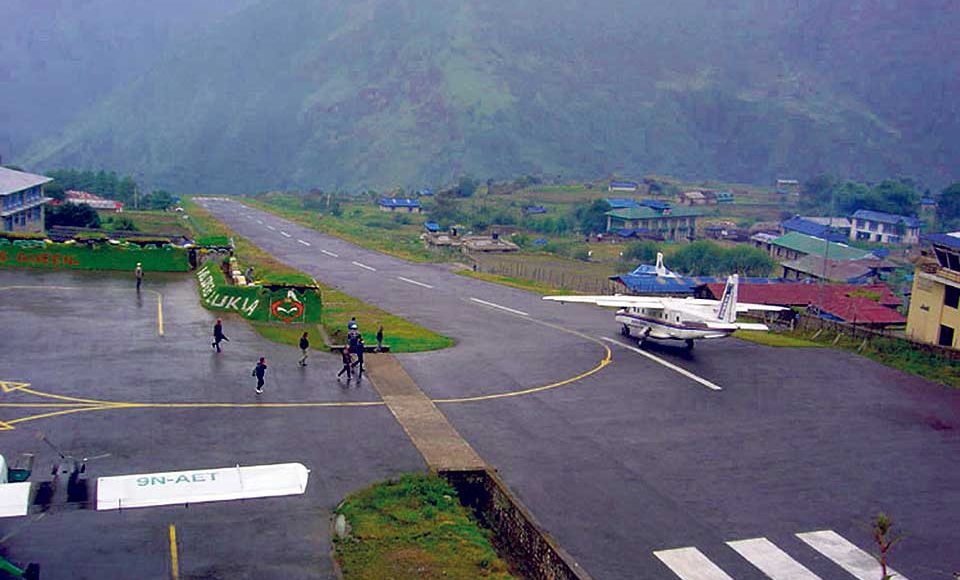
684;339;695;350
620;324;631;337
637;327;651;347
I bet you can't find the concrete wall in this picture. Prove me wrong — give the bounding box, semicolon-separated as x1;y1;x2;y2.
907;271;960;349
441;469;593;580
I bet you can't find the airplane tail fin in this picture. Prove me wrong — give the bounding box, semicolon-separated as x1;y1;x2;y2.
716;274;739;323
655;252;666;276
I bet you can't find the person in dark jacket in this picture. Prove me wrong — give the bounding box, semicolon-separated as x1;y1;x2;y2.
212;319;229;352
351;337;365;377
337;347;353;381
252;357;267;393
375;325;384;352
298;332;310;366
135;262;143;291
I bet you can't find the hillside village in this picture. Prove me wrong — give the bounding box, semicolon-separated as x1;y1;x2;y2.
3;165;959;353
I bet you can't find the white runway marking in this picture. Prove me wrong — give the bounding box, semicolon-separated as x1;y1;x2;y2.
796;530;910;580
469;297;528;316
297;239;310;246
280;231;291;237
256;219;264;224
266;225;276;231
654;547;734;580
352;261;376;271
321;250;339;258
601;337;722;391
727;538;821;579
397;276;434;289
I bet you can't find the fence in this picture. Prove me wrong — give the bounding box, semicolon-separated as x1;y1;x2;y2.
473;256;621;294
792;314;960;361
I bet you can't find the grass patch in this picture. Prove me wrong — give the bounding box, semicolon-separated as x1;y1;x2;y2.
456;268;577;296
334;473;515;580
183;197;452;352
250;322;317;347
99;210;192;237
734;330;823;348
241;195;443;263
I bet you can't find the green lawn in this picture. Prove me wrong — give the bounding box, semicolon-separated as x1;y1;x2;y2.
334;473;514;580
183;197;451;352
734;330;823;348
99;210;192;237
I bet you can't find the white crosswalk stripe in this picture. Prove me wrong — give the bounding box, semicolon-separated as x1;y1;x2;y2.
727;538;821;579
654;547;735;580
656;530;909;580
796;530;910;580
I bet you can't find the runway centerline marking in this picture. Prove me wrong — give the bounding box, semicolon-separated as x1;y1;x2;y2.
266;225;276;231
397;276;433;289
256;219;264;224
297;239;311;246
280;231;291;238
469;297;528;317
352;261;376;272
321;250;339;258
601;337;722;391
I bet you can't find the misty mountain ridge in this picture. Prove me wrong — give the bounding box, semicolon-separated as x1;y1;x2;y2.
10;0;960;193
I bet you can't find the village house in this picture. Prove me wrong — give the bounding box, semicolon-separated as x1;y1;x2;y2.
0;166;52;233
756;231;875;262
605;205;699;241
907;233;960;348
378;198;422;213
607;180;639;193
849;209;922;245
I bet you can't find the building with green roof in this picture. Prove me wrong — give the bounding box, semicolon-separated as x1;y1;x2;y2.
605;206;700;241
766;231;875;262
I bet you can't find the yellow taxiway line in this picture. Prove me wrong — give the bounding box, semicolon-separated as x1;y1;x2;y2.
169;524;180;580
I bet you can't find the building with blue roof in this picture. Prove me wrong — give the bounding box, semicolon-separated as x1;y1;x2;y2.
524;205;548;214
605;198;640;210
781;216;848;243
608;181;639;193
379;198;422;213
424;221;441;233
639;199;671;211
610;261;787;295
849;209;922;245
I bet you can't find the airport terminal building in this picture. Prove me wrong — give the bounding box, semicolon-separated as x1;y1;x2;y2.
0;167;52;233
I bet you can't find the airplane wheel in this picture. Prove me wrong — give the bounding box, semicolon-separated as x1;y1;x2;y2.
621;324;631;337
685;339;695;350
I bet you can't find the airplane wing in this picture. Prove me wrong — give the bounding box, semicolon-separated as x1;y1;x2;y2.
705;321;770;331
96;462;310;511
543;295;666;309
735;303;788;313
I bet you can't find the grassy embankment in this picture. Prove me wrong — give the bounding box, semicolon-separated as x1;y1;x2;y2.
242;194;449;263
183;198;452;352
99;210;193;237
334;473;514;580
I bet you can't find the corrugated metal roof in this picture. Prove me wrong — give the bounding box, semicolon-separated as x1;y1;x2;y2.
606;197;640;209
771;231;874;261
424;221;441;232
607;206;701;219
780;217;848;243
924;232;960;251
780;255;893;282
379;198;421;208
851;209;922;228
0;167;52;197
702;282;903;323
608;181;639;189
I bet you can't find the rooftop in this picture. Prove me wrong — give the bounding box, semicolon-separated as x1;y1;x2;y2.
702;282;904;324
379;198;421;208
605;197;640;209
607;206;701;220
851;209;923;229
781;255;895;282
0;166;52;197
924;232;960;251
781;216;848;243
771;231;874;261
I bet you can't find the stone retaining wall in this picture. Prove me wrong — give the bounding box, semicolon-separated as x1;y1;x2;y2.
441;468;593;580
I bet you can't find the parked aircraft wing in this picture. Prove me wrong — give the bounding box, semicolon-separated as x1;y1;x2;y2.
543;295;666;309
735;303;788;312
704;321;770;331
0;482;32;518
733;322;771;331
96;462;310;511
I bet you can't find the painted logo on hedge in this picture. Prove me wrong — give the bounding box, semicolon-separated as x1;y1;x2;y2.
271;289;305;322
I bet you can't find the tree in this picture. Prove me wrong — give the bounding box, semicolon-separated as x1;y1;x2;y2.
46;202;101;229
622;240;660;263
669;241;724;276
937;182;960;228
456;176;478;198
142;190;176;210
44;182;66;201
724;244;775;276
870;179;919;215
573;199;612;234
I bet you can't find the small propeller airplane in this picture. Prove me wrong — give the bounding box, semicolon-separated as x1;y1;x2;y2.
544;253;785;349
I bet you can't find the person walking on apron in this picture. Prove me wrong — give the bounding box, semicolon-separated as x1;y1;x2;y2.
212;319;229;352
298;332;310;366
252;357;267;394
337;347;353;382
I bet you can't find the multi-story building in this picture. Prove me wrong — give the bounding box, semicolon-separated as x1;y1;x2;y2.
0;167;52;233
907;233;960;348
849;209;922;245
605;205;699;241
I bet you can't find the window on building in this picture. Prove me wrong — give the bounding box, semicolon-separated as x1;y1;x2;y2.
939;324;955;347
948;252;960;272
945;286;960;309
868;221;878;231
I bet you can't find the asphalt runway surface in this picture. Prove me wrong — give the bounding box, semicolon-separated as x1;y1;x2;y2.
0;268;424;579
1;198;958;578
199;198;960;580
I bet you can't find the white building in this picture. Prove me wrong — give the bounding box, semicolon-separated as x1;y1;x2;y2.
0;167;52;232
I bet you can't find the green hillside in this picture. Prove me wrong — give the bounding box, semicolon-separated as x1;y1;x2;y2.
18;0;959;192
